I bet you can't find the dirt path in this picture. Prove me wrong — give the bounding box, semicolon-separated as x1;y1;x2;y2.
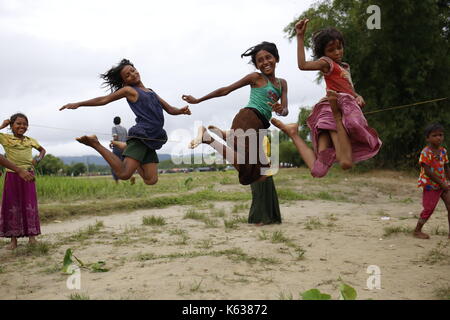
0;172;449;300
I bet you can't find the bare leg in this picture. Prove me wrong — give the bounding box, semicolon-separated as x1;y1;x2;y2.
208;125;228;141
327;90;353;170
414;218;430;239
189;126;240;169
136;163;158;185
6;237;17;250
440;191;450;239
111;140;127;151
271;119;316;170
76;135;139;180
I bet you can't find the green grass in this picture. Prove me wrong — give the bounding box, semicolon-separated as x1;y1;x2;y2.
69;293;90;300
184;209;206;221
383;226;414;237
434;286;450;300
271;230;290;243
304;217;324;230
422;241;450;265
231;203;250;213
64;221;104;242
14;242;51;257
142;216;166;226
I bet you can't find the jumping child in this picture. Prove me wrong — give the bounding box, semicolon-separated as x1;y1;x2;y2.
0;113;46;250
182;41;288;185
271;18;381;177
414;123;450;239
60;59;191;185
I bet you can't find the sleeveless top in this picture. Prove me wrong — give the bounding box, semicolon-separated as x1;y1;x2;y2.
126;86;167;150
245;74;282;121
319;56;356;97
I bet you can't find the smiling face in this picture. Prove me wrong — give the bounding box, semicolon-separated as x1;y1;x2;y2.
324;39;344;63
255;50;278;76
11;116;28;137
119;64;141;86
427;130;444;148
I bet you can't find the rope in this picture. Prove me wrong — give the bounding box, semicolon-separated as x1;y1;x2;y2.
29;124;178;143
363;97;448;115
27;97;449;142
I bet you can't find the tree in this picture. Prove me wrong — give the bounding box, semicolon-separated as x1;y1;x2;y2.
284;0;450;169
67;163;87;177
36;154;65;175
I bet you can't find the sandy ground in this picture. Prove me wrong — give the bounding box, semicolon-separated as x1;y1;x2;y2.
0;170;449;300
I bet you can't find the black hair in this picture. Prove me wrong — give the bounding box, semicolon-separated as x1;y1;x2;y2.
311;27;345;60
114;116;121;125
100;59;134;92
424;123;445;138
10;113;28;125
241;41;279;66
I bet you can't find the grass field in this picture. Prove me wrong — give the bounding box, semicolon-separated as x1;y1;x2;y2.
0;167;417;223
1;167;449;300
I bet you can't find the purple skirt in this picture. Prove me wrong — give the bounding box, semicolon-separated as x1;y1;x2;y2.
307;93;382;163
0;172;41;238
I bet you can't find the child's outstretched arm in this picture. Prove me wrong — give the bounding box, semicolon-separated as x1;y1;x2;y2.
157;95;191;116
181;73;257;104
0;155;34;181
268;78;289;116
59;87;138;111
295;19;329;73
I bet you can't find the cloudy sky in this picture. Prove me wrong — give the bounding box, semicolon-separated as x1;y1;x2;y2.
0;0;324;158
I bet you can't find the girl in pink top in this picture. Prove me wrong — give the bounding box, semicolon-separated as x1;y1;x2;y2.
272;19;382;177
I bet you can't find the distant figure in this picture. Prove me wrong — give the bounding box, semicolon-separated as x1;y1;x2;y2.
110;116;129;184
414;123;450;239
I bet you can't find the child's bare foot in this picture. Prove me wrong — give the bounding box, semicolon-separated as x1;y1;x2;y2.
255;222;265;227
270;118;299;138
327;90;342;119
413;231;430;239
5;239;17;250
189;126;212;149
111;140;127;151
76;135;99;147
28;237;38;246
130;176;136;185
208;125;227;140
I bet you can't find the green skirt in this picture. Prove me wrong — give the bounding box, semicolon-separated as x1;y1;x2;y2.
248;176;281;224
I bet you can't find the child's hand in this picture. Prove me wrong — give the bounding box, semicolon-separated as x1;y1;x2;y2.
1;119;10;128
355;95;365;107
181;95;199;104
178;105;191;115
268;102;284;114
18;169;35;182
295;19;309;38
59;103;80;111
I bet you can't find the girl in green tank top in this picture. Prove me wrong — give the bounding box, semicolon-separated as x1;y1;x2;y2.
182;41;289;185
